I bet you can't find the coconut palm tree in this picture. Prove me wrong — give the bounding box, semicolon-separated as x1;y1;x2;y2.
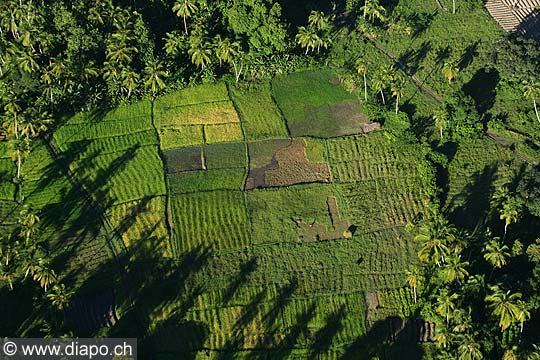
442;62;459;84
433;108;448;140
415;214;455;266
516;301;530;333
356;61;368;101
405;266;420;303
120;68;139;99
8;136;30;181
47;283;73;311
172;0;199;35
361;0;386;23
441;254;469;283
500;197;520;238
296;26;319;55
483;238;510;269
485;284;522;332
390;76;406;114
308;10;329;31
436;290;459;324
188;35;213;68
457;335;483;360
19;112;52;140
18;205;40;245
33;260;57;292
143;61;167;97
523;79;540;123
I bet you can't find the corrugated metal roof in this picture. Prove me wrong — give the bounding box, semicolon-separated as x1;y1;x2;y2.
485;0;540;38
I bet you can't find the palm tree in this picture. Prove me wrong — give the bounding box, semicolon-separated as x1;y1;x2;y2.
33;261;57;292
442;62;459;84
19;112;52;140
143;61;167;97
485;284;522;332
523;79;540;123
308;10;329;31
18;205;40;244
213;35;234;67
296;26;319;55
457;335;483;360
120;68;139;99
436;290;459;324
47;283;73;311
500;197;520;238
433;108;448;140
390;76;406;114
172;0;199;35
405;266;420;303
483;238;510;269
441;254;469;283
3;100;21;139
361;0;386;23
8;136;30;181
516;301;530;333
356;61;368;101
372;69;387;104
415;214;455;266
188;36;213;68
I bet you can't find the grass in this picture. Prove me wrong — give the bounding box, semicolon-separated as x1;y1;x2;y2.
303;138;326;163
163;146;203;173
229;82;289;140
155;101;239;127
205;142;246;169
106;196;171;257
168;168;245;194
154;83;230;109
445;137;517;229
204;123;244;143
158;125;204;150
272;69;366;137
69;145;166;205
247;184;336;245
170;190;250;253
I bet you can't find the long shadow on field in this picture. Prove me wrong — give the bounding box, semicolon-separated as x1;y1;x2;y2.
341;317;426;360
446;164;498;232
76;246;212;359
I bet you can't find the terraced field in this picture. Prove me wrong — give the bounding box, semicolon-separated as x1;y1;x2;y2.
2;70;440;354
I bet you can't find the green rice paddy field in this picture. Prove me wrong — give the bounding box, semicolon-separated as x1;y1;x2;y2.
0;70;519;357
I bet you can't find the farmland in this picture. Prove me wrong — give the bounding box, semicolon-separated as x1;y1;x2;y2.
1;60;531;357
67;71;435;357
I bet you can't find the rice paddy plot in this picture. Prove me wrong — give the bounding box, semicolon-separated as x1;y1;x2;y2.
272;70;367;137
154;101;240;127
204;123;244;143
154;82;230;109
337;178;424;232
106;196;171;257
54;118;154;145
59;100;151;125
163;145;204;173
170;190;250;253
246;139;330;190
69;145;166;205
158;125;204;150
55;130;159;160
204;142;246;170
168;168;245;194
229;82;289;140
247;184;337;245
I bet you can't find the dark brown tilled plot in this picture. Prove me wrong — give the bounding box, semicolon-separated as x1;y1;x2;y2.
245;139;330;190
163;145;204;174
